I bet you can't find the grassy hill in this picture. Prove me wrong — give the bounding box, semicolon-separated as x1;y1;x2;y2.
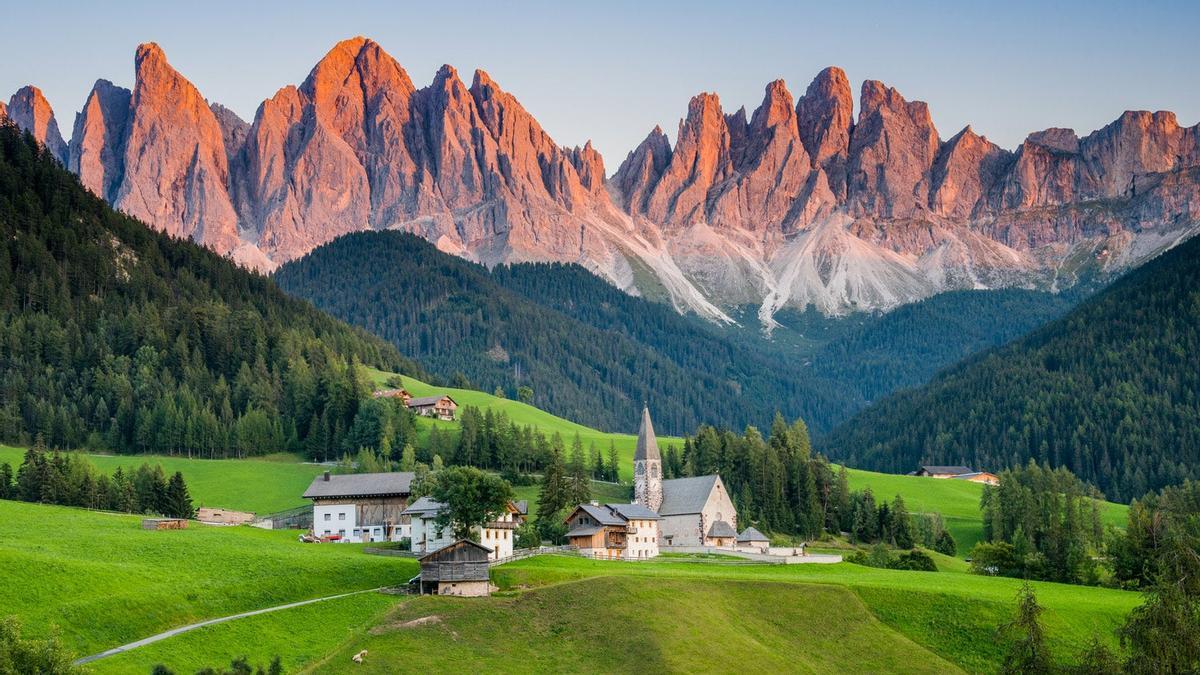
0;500;415;660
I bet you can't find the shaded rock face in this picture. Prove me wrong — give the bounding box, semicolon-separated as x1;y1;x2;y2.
7;86;68;163
9;41;1200;322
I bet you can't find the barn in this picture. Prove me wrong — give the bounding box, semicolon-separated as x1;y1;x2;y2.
416;539;493;597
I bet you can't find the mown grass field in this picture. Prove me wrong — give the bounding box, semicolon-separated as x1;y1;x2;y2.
0;500;416;660
0;444;323;514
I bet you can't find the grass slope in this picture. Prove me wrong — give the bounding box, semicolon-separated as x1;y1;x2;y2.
488;555;1140;673
311;576;960;674
0;445;322;514
0;500;416;658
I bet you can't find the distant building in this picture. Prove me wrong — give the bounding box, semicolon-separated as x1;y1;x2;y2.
372;388;412;404
912;465;999;485
403;497;527;561
415;539;492;597
952;471;1000;486
736;526;771;552
564;502;661;560
406;394;458;420
196;506;255;526
302;471;416;543
632;407;738;547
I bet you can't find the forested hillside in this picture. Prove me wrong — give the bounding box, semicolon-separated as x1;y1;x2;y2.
825;234;1200;502
0;122;422;457
275;231;854;435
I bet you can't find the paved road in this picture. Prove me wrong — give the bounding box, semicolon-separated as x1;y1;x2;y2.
73;587;384;665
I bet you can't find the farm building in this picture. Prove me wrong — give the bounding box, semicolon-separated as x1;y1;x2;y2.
911;465;999;485
632;407;737;547
564;502;661;560
736;526;771;552
371;388;412;404
142;518;188;530
196;507;255;525
403;497;527;560
302;471;416;543
406;394;458;420
415;539;493;597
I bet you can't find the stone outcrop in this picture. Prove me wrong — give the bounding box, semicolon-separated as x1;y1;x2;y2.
7;86;68;163
8;40;1200;321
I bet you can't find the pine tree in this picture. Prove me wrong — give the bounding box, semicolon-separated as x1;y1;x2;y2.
164;472;194;519
999;583;1054;675
606;443;620;482
891;495;915;549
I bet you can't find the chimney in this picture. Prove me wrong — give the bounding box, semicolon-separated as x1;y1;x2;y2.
323;471;331;482
589;500;599;506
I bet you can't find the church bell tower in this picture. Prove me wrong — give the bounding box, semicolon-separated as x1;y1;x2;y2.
633;406;663;512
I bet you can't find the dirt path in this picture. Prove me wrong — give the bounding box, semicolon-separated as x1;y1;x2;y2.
73;587;385;665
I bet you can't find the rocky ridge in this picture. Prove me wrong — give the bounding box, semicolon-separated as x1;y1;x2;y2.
8;39;1199;324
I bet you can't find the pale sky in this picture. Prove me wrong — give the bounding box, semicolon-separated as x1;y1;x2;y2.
3;0;1197;165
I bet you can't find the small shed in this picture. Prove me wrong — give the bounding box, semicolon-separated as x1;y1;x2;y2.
706;520;737;547
142;518;188;530
416;539;492;597
197;507;255;525
736;526;770;551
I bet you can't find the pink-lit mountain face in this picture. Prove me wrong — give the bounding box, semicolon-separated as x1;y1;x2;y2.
7;39;1199;323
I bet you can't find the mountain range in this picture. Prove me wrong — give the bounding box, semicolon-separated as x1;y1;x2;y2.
5;37;1199;324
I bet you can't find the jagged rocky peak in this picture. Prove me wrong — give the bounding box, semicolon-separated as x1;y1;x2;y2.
69;79;132;200
568;141;606;194
6;85;68;163
929;125;1010;219
643;92;732;226
846;79;941;218
115;41;241;254
612;125;672;211
0;100;7;119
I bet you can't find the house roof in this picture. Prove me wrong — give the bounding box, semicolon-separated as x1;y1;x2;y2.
302;472;415;499
707;520;737;538
407;395;455;407
634;407;661;462
606;503;661;521
578;503;626;526
372;388;410;398
737;526;769;543
920;465;974;475
401;496;445;516
513;500;529;515
418;538;492;562
565;524;604;538
658;475;719;516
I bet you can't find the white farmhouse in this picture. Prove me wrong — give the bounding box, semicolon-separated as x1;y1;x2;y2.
564;502;661;560
402;496;527;561
302;471;415;543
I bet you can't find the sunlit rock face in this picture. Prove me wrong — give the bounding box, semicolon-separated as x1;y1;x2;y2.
9;42;1200;323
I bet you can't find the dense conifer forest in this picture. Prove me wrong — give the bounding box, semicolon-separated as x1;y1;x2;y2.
825;233;1200;502
276;231;1079;435
0;123;423;457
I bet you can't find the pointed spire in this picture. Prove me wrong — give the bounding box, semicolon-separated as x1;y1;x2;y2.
635;406;661;462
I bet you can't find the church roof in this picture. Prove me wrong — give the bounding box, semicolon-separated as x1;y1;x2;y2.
707;520;737;538
607;503;661;521
737;526;769;543
634;407;661;462
658;475;719;516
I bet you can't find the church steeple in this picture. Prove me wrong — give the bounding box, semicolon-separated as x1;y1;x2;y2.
633;406;663;511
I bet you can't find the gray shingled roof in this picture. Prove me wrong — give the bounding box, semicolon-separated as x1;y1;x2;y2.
607;503;661;521
401;496;445;516
634;407;661;462
921;465;974;476
658;475;719;516
737;526;769;543
514;500;529;515
302;472;415;499
579;503;626;526
707;520;737;538
407;395;455;407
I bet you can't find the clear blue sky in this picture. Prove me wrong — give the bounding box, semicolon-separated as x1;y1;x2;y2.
4;0;1197;164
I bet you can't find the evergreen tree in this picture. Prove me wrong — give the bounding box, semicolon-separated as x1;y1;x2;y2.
891;495;915;549
163;472;194;519
999;583;1054;675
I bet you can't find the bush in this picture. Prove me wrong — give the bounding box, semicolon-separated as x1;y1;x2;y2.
847;544;937;572
893;549;937;571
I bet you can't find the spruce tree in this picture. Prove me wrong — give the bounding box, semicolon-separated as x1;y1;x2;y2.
999;583;1054;675
164;472;194;519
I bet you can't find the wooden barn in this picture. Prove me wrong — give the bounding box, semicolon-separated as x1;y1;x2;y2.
415;539;492;597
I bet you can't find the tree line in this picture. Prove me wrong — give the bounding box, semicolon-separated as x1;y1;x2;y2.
0;438;194;518
0;123;422;463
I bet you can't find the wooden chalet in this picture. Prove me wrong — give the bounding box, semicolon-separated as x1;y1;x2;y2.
564;502;660;560
406;394;458;421
415;539;493;596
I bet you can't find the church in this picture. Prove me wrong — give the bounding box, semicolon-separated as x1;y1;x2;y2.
633;407;738;548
